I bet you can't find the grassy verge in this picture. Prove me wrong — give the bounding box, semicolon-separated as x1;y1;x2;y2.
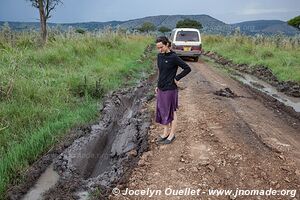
202;34;300;82
0;32;155;196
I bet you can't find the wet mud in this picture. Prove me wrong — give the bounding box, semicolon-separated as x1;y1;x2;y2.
203;51;300;98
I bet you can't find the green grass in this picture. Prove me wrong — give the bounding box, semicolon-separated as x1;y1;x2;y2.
0;32;155;197
203;35;300;82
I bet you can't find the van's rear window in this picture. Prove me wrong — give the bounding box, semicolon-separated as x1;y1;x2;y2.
175;31;199;41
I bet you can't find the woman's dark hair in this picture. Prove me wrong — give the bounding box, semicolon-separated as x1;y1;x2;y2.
156;36;171;47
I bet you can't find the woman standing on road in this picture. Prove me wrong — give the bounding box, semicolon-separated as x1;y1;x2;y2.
155;36;191;144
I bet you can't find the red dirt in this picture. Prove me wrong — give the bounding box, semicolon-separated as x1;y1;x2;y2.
109;60;300;200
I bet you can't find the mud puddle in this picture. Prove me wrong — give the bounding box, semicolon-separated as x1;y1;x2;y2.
17;77;155;199
231;72;300;112
203;50;300;98
21;164;59;200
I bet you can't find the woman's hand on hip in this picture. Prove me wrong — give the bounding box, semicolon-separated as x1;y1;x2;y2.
155;87;158;94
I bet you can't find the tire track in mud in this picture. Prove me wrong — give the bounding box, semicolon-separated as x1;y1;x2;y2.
41;78;156;199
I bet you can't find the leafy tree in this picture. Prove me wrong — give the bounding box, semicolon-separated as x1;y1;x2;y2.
137;22;156;33
27;0;62;45
288;15;300;30
176;18;203;29
158;26;171;34
75;28;86;34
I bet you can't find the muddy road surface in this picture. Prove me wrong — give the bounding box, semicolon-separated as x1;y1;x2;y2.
9;59;300;200
110;60;300;200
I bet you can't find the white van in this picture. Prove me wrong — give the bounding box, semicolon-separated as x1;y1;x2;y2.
169;28;202;62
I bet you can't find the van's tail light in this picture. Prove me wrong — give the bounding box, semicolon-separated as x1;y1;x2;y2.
192;44;202;51
171;44;183;50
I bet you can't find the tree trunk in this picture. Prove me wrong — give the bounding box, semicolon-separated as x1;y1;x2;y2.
38;0;47;45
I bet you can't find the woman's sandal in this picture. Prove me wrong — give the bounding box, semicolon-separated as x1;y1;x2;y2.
156;135;169;143
163;135;176;144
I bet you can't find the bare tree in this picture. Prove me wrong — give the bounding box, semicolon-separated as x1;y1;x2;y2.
27;0;62;44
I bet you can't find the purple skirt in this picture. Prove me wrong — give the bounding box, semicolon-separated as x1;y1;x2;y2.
155;88;178;125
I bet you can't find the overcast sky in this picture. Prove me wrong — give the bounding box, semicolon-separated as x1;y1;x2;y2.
0;0;299;24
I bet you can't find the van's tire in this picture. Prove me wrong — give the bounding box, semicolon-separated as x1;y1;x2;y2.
194;57;199;62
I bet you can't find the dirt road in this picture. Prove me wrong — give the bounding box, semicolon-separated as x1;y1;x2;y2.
110;60;300;200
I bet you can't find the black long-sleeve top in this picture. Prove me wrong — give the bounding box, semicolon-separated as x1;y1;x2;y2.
157;50;191;91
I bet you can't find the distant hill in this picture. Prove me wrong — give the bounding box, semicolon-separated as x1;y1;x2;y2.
119;14;233;34
232;20;299;36
60;21;122;30
0;21;40;31
0;21;122;31
1;15;299;36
